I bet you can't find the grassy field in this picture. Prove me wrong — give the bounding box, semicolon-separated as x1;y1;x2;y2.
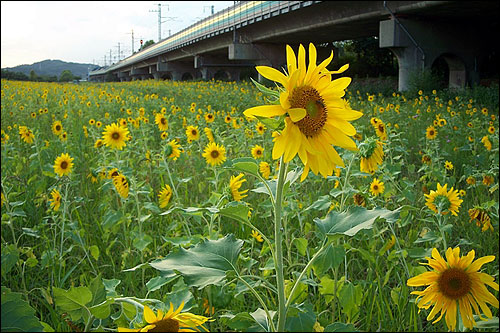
1;72;498;332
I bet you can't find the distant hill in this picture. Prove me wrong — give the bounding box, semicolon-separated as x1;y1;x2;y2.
2;60;99;79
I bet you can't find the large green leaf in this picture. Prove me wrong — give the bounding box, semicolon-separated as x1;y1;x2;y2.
314;207;400;240
53;286;92;322
150;234;243;289
224;157;261;179
219;201;249;223
1;286;44;332
1;244;19;277
285;302;316;332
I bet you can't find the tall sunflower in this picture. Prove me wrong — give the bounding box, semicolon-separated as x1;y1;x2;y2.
243;43;362;181
259;161;271;179
426;125;437;140
369;178;385;196
407;247;499;331
118;302;209;332
425;183;462;216
166;139;182;161
53;153;74;177
204;127;215;142
49;189;61;211
158;184;173;208
251;145;264;159
359;138;384;174
52;120;63;136
186;125;200;142
256;122;266;135
202;142;226;166
229;173;248;201
102;123;130;150
155;113;169;131
19;126;35;144
113;173;129;199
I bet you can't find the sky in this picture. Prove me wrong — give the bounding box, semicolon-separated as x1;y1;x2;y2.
1;1;235;68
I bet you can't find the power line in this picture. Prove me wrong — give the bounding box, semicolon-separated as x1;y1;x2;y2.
150;3;178;42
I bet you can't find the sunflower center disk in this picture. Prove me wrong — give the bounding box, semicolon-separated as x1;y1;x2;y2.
112;132;120;140
60;161;68;169
150;318;180;332
438;268;471;299
211;150;219;158
289;86;327;137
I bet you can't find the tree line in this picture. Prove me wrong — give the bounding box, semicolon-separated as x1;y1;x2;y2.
0;69;81;82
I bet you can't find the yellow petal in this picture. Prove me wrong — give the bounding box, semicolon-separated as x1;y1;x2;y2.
467;255;495;272
256;66;288;87
243;105;286;119
304;43;317;84
286;44;297;74
288;108;306;122
323;123;357;151
297;44;306;84
329;63;349;74
143;306;157;324
280;91;291;109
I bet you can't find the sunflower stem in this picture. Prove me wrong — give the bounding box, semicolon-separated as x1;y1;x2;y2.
274;155;288;332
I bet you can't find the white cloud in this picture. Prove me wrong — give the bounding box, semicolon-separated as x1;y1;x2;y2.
1;1;234;68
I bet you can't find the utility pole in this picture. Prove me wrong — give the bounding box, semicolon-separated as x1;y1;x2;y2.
127;29;134;54
204;5;214;15
103;55;107;67
109;49;112;65
116;42;121;61
150;3;178;41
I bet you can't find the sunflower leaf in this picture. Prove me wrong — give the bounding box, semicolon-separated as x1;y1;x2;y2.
150;234;243;289
314;207;400;241
1;286;44;332
250;77;280;99
224;158;260;179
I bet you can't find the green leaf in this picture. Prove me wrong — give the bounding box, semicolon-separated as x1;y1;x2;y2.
285;280;308;304
89;245;99;261
146;275;178;292
1;286;44;332
293;238;308;256
250;77;280;98
89;299;112;320
132;233;153;252
314;207;400;240
221;312;255;331
255;115;285;131
165;280;195;312
102;279;121;297
1;244;19;277
224;157;260;179
250;308;276;332
219;201;249;223
285;302;316;332
312;244;345;277
338;282;363;322
161;235;204;247
305;195;332;211
52;286;92;322
150;234;243;289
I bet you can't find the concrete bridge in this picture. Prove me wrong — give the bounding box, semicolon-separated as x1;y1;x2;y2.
89;0;499;91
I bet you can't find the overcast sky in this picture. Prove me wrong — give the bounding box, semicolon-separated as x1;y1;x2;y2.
1;1;235;68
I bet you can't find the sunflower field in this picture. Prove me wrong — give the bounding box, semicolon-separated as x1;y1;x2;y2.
1;44;499;332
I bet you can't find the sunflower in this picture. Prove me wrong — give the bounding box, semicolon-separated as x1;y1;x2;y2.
481;136;492;151
251;145;264;159
422;154;431;165
374;121;387;141
186;125;200;142
204;127;214;142
407;247;499;331
49;189;61;211
444;161;453;171
426;125;437;140
229;173;248;201
167;139;182;160
243;43;362;182
96;121;102;128
118;302;209;332
487;126;495;134
353;193;366;207
158;184;173;208
466;176;476;185
89;119;95;126
424;183;462;216
53;153;74;177
259;161;271;179
1;130;9;144
359;137;384;174
482;175;494;186
60;132;68;142
256;122;266;135
251;230;264;242
155;113;169;131
468;208;493;232
94;139;104;148
224;115;232;123
204;113;215;123
161;132;168;140
108;168;120;179
202;142;226;166
438;118;446;127
19;126;35;144
52;121;63;136
113;173;129;199
370;178;385;196
102;123;130;150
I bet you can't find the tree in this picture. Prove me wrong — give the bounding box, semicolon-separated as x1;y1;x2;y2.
29;70;38;81
140;40;155;51
59;70;75;82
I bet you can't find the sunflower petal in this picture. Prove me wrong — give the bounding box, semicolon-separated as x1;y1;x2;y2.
143;306;157;324
286;44;297;74
256;66;288;87
288;108;306;122
243;105;286;119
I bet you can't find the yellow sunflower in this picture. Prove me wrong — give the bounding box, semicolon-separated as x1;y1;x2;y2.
444;161;453;171
161;132;168;140
204;113;215;123
481;136;492;151
482;175;494;186
229;173;248;201
113;173;129;199
369;178;385;196
468;208;493;232
487;126;495;134
251;145;264;159
224;115;232;123
118;302;209;332
155;113;169;131
186;125;200;142
204;127;215;142
166;139;182;161
94;139;104;148
52;121;63;136
374;121;387;141
251;230;264;242
259;161;271;179
49;189;61;211
158;184;173;208
102;123;130;150
424;183;462;216
53;153;74;177
243;43;362;181
202;142;226;166
359;138;384;174
407;247;499;331
256;122;266;135
466;176;476;185
19;126;35;144
426;125;437;140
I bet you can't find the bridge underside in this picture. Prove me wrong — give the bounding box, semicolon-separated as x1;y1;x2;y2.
89;1;498;91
